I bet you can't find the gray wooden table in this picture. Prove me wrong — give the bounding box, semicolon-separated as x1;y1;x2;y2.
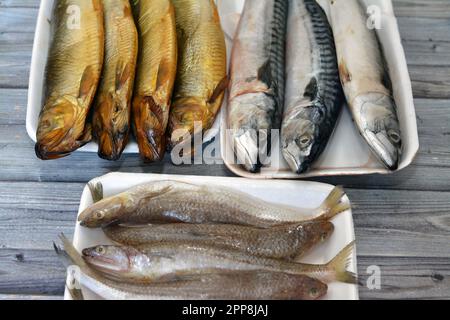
0;0;449;300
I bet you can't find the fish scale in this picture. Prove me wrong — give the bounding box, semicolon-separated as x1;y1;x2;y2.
281;0;344;174
92;0;138;161
35;0;104;160
131;0;178;162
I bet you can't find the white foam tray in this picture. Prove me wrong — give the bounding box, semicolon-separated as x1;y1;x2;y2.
65;172;358;300
218;0;419;179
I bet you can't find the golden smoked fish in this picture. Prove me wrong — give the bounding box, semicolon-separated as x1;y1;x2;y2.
104;221;334;260
56;235;327;300
168;0;227;151
78;181;349;228
132;0;178;161
36;0;104;160
92;0;138;161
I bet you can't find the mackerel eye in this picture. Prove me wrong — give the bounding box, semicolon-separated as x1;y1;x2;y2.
299;136;311;148
95;246;105;254
388;130;401;144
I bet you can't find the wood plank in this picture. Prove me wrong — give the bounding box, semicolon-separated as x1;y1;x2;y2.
358;256;450;300
0;8;38;34
2;93;450;190
0;88;27;125
1;183;449;259
394;0;450;19
1;248;448;299
0;294;62;300
0;0;39;8
0;249;66;296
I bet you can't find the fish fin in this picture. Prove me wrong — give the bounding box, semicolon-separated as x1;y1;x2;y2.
76;122;93;147
56;234;88;270
88;181;104;203
140;185;173;203
326;241;358;284
208;76;228;104
314;186;350;221
304;77;318;99
155;58;172;93
115;61;132;93
257;60;273;88
338;60;352;84
66;285;84;300
78;65;97;101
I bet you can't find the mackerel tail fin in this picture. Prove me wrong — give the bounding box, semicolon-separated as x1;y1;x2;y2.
326;241;358;284
314;186;350;221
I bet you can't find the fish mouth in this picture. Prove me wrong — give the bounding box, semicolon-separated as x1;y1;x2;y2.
282;148;310;174
136;129;165;162
97;131;129;161
35;143;72;160
364;130;399;170
233;130;260;173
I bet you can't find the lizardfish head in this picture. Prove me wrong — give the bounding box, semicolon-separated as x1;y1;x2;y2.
36;96;90;160
355;93;402;170
281;111;316;174
78;195;130;228
82;245;137;276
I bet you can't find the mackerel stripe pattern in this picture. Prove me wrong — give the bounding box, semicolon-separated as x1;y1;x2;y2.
303;0;343;136
269;0;288;128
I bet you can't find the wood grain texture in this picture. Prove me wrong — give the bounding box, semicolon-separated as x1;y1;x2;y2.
0;0;449;300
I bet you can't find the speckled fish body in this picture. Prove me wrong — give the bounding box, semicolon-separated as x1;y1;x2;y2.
78;180;349;228
36;0;104;160
328;0;402;169
82;241;357;284
282;0;344;174
228;0;288;172
104;221;334;259
57;235;326;300
92;0;138;161
132;0;178;161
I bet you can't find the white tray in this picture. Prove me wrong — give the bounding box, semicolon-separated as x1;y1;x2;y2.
218;0;419;179
64;172;358;300
26;0;223;154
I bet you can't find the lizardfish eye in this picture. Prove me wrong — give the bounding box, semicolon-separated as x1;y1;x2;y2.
309;287;319;298
95;246;105;254
321;232;328;241
96;211;105;219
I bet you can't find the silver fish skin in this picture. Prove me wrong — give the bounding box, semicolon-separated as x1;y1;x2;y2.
103;221;334;260
82;241;357;284
78;180;349;228
56;234;326;300
282;0;344;174
328;0;402;170
228;0;288;172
